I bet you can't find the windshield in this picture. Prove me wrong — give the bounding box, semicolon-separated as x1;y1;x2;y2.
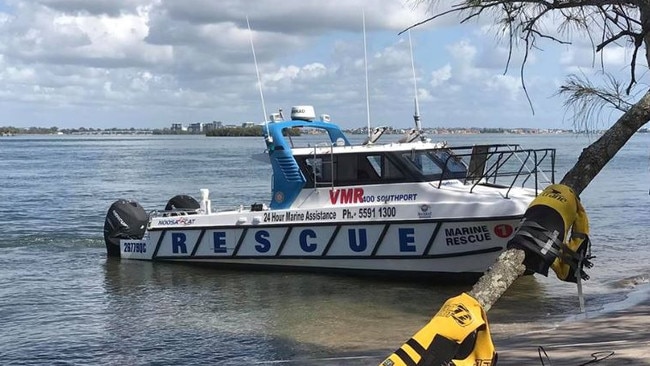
402;149;467;180
432;150;467;175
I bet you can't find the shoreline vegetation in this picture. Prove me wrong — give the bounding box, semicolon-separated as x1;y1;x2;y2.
1;125;649;137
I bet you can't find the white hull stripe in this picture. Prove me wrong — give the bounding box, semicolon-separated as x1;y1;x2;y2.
148;216;519;260
155;247;502;260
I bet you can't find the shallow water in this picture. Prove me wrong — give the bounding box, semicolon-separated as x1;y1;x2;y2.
0;132;648;364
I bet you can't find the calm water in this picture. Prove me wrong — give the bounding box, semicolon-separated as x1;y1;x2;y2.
0;132;649;365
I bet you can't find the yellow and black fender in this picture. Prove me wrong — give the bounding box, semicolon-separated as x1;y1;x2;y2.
506;184;593;283
380;293;496;366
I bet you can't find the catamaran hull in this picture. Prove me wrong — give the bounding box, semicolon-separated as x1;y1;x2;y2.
119;216;520;278
142;256;500;281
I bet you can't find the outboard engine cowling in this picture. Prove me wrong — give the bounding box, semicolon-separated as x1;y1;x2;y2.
164;194;200;213
104;199;148;257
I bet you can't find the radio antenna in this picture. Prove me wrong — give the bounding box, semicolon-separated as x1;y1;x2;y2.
363;10;371;140
408;30;421;133
246;16;269;136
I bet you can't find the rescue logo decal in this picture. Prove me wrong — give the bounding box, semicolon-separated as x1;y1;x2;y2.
493;224;514;238
418;204;432;218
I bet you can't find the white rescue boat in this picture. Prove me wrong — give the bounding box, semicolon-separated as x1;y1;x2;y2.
104;105;556;282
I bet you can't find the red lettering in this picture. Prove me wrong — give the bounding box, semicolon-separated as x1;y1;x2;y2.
331;188;366;204
329;190;340;204
341;189;353;204
354;188;364;203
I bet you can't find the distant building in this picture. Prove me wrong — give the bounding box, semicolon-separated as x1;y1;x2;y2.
188;123;204;133
204;121;222;132
241;122;255;128
171;123;187;132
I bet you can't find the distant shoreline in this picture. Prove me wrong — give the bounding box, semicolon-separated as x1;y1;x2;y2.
2;126;648;136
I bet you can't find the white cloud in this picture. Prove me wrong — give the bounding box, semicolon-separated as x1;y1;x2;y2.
601;46;631;67
0;0;639;129
36;0;144;16
484;74;522;100
417;87;432;102
430;64;451;87
447;40;482;82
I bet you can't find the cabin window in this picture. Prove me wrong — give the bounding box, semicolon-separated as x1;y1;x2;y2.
367;155;405;180
403;151;443;178
298;152;408;187
432;150;466;173
431;150;468;179
400;149;468;180
335;153;381;184
305;157;322;180
367;155;382;176
305;156;333;186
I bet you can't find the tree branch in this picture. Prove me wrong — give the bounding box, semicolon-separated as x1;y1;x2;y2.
595;29;638;51
561;89;650;194
405;0;647;111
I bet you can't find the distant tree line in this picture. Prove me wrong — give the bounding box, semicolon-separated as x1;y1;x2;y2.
479;128;506;133
0;126;157;135
206;126;262;136
205;126;301;137
1;126;59;135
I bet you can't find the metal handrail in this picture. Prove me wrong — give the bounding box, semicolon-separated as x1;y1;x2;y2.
438;145;556;198
311;143;335;190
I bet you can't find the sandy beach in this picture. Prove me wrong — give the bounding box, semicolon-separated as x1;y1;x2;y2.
493;298;650;365
277;294;650;365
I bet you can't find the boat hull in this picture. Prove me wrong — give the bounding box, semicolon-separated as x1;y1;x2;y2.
120;216;520;278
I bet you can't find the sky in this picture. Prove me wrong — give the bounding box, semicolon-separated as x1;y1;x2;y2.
0;0;641;130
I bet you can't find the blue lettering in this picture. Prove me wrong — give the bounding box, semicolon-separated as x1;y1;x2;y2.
255;230;271;253
399;228;416;252
299;229;317;252
348;228;368;252
213;232;227;253
172;232;187;254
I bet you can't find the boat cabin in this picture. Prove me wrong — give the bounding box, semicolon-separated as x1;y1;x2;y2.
263;107;556;209
292;145;469;188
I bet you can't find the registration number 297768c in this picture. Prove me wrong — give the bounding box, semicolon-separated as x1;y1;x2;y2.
123;242;147;253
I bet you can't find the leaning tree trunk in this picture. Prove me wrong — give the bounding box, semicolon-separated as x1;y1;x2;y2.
469;90;650;311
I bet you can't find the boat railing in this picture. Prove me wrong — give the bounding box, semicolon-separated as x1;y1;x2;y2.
438;144;556;198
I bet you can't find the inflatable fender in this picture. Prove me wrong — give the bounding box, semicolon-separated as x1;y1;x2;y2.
380;293;496;366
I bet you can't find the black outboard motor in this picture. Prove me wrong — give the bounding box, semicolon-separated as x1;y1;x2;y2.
104;199;148;257
164;194;200;213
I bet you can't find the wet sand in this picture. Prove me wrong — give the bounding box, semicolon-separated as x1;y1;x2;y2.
273;296;650;365
494;298;650;365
